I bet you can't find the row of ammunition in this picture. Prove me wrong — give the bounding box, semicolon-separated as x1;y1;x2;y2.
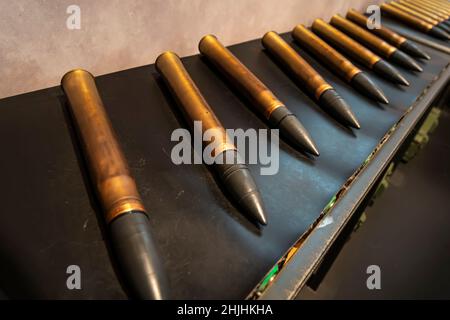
60;5;444;299
381;0;450;40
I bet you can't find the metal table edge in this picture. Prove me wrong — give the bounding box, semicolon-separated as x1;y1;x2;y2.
254;63;450;300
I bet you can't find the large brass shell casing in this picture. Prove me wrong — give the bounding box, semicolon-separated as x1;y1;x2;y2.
61;69;146;223
381;3;434;31
311;19;381;69
291;24;361;82
261;31;332;100
346;9;407;47
155;51;235;157
156;51;268;226
198;34;284;119
199;34;320;157
330;14;397;59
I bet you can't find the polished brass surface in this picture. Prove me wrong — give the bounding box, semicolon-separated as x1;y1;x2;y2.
198;34;284;119
346;9;407;47
412;0;450;15
311;19;381;68
397;0;446;21
429;0;450;7
433;0;450;7
391;1;441;25
407;0;450;18
155;51;236;157
420;0;450;11
292;24;361;82
61;69;146;223
381;3;434;31
401;0;450;20
331;14;397;58
261;31;332;100
432;0;450;10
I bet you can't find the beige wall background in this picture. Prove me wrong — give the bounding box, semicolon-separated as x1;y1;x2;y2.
0;0;381;99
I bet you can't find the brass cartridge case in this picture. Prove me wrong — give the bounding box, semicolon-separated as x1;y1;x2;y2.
291;24;361;82
391;1;442;25
198;34;283;119
346;8;407;47
155;51;235;157
381;3;434;31
312;19;381;69
61;69;146;223
199;34;320;156
330;14;397;58
261;31;332;100
62;69;168;300
156;51;268;225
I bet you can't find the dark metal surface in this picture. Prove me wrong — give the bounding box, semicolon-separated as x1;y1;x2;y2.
0;22;448;300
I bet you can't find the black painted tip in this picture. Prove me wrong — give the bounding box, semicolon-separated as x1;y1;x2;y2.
351;72;389;104
438;22;450;34
214;150;268;225
373;60;410;86
400;40;431;60
319;89;361;129
429;26;450;40
390;50;423;72
269;106;320;156
240;193;268;225
109;211;169;300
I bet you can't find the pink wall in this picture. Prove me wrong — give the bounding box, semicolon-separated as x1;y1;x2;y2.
0;0;382;98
